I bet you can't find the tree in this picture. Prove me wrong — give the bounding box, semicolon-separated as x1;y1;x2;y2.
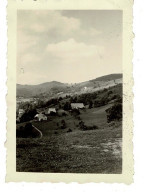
89;100;93;109
105;103;122;123
20;108;37;122
63;102;71;110
61;120;66;129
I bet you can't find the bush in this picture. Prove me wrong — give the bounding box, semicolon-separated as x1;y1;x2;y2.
16;126;24;138
108;90;113;95
106;103;122;123
91;125;99;130
67;128;72;133
16;123;40;138
76;116;81;120
89;100;93;109
71;109;80;116
79;121;85;129
50;111;56;116
79;121;98;131
61;119;65;124
20;109;37;123
63;102;71;110
16;123;33;138
62;112;67;116
61;120;66;129
61;125;66;129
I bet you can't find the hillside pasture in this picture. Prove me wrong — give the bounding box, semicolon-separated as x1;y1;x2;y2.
16;104;122;173
16;127;122;173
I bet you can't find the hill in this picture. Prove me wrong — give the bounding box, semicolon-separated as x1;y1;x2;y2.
91;73;122;82
17;81;68;97
17;73;122;98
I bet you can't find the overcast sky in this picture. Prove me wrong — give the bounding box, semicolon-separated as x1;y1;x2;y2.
17;10;122;85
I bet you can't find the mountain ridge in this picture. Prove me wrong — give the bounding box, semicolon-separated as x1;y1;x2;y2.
17;73;122;98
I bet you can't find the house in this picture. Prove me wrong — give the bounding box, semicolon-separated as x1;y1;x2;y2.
18;109;25;115
16;117;20;123
71;103;85;109
47;108;56;115
34;113;47;121
18;108;25;118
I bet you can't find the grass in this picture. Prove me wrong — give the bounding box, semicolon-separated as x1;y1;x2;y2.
16;104;122;173
16;128;122;173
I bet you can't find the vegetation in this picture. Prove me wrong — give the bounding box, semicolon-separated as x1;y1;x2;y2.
105;103;122;123
16;126;122;173
16;123;40;138
61;119;66;129
20;109;37;123
16;81;122;173
79;120;98;131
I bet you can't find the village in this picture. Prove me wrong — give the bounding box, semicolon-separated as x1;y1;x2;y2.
17;102;85;120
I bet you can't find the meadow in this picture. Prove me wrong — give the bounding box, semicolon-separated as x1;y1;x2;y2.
16;104;122;173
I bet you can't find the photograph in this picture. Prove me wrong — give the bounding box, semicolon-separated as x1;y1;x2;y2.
16;10;123;173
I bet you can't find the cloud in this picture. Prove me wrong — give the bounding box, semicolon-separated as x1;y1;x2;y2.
17;11;122;84
17;30;38;55
19;11;81;35
46;38;104;60
18;10;102;50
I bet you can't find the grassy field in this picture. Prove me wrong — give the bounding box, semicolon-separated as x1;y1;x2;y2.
16;104;122;173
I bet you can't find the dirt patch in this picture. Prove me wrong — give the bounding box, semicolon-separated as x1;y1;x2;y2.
100;138;122;158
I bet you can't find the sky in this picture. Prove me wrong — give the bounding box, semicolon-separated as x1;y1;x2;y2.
17;10;122;85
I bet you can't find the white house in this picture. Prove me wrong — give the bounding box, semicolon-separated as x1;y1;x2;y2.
47;108;56;114
34;113;47;121
19;108;25;115
71;103;85;109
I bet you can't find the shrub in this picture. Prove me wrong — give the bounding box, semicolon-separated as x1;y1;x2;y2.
92;125;99;130
16;126;24;138
79;121;85;129
50;111;56;116
17;123;33;138
61;124;66;129
61;120;66;129
62;112;67;116
110;94;121;101
67;128;72;133
79;121;98;131
20;109;37;123
71;109;80;116
61;119;65;124
16;123;41;138
76;116;81;120
108;90;113;95
23;123;33;138
63;102;71;110
106;103;122;123
89;100;93;109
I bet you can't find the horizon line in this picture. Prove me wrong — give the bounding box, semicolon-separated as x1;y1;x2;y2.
17;73;122;86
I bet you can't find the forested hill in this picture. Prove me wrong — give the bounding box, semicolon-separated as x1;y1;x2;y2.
17;73;122;98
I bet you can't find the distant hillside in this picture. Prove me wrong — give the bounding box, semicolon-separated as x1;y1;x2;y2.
17;74;122;98
91;74;122;82
17;81;68;97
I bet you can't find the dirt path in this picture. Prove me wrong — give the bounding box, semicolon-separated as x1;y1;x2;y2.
32;125;43;138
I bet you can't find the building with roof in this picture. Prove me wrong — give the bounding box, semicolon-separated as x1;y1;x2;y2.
71;103;85;109
34;113;47;121
47;108;56;114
